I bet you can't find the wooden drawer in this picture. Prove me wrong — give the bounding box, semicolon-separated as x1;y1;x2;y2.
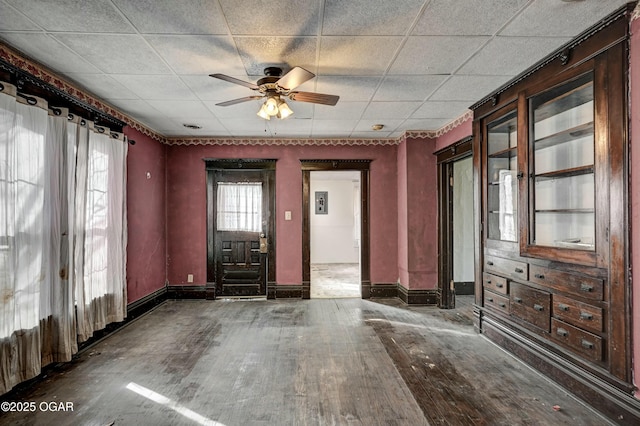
510;282;550;332
485;255;528;281
552;295;603;334
484;290;509;314
551;318;603;362
482;272;507;295
529;265;603;301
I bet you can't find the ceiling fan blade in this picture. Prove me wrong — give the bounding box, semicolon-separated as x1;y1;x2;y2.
216;96;263;107
289;91;339;106
210;74;259;90
276;67;315;91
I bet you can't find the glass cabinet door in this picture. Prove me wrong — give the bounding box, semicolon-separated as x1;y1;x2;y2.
486;111;518;243
529;73;594;250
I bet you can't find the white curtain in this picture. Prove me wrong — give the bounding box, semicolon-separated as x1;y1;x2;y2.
216;182;262;232
0;82;128;395
75;123;127;342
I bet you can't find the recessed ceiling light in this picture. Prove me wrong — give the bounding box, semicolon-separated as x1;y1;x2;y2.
183;123;202;129
372;124;384;131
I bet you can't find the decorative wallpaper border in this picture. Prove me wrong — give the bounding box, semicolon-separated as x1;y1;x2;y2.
1;41;472;147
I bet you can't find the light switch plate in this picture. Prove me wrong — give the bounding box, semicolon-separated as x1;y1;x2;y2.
285;211;292;220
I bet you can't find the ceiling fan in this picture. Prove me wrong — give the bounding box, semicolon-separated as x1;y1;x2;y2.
209;66;339;120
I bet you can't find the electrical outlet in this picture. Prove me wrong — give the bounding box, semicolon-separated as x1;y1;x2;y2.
285;211;292;220
187;274;193;283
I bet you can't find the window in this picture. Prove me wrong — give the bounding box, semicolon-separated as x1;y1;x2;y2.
216;182;262;232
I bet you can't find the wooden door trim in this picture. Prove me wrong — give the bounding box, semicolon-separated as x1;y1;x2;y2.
204;158;277;299
301;160;371;299
437;137;473;309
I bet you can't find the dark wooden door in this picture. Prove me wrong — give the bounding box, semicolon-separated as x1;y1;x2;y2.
214;169;270;297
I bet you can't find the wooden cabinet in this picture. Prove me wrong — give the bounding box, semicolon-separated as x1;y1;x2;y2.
471;4;636;422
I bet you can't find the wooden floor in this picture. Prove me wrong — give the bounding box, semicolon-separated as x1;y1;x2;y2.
0;296;614;425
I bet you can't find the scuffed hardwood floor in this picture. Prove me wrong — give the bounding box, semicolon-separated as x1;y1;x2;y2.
0;297;614;425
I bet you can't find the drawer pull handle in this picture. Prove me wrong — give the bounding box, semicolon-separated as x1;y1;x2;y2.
487;261;494;266
534;304;544;312
581;340;594;350
580;312;593;321
558;304;569;311
534;273;545;279
580;284;594;293
514;297;523;303
498;302;506;308
515;267;524;273
487;297;494;303
486;279;491;284
496;283;503;288
557;328;568;337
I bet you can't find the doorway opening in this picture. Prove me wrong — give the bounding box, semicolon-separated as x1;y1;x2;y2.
309;170;361;298
437;138;474;309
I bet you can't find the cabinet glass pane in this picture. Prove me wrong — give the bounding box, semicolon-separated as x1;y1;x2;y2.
487;111;517;242
530;73;594;250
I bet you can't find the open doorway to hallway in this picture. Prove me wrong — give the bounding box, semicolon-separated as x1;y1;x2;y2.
310;170;361;298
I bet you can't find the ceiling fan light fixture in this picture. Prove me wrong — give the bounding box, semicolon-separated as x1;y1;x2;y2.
277;98;294;119
264;96;279;116
257;103;271;120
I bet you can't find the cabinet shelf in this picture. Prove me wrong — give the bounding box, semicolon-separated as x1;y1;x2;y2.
535;165;594;181
488;146;517;158
534;122;594;151
534;208;594;214
533;81;593;122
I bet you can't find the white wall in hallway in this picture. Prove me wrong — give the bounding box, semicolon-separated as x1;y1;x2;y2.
310;171;360;264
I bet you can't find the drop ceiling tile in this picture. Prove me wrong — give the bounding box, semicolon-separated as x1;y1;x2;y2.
411;101;472;119
0;33;101;73
111;75;197;100
271;118;312;134
313;102;368;120
222;118;273;132
180;117;227;134
5;0;133;33
322;0;425;35
349;131;393;138
354;119;403;133
314;76;381;102
66;73;138;100
413;0;529;36
458;36;571;76
501;0;630;37
234;37;318;76
54;34;171;74
146;35;245;75
403;118;450;130
287;102;314;119
373;75;448;101
363;102;422;119
146;100;214;120
112;0;228;35
318;36;404;75
429;75;512;102
311;120;358;134
105;99;161;118
219;0;319;35
0;3;40;31
390;36;488;74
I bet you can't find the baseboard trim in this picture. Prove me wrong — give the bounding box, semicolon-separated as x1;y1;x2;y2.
398;285;439;305
482;316;640;425
167;285;208;299
127;286;168;319
278;284;304;299
369;283;398;298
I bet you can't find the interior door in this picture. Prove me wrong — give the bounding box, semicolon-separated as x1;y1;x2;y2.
214;169;270;297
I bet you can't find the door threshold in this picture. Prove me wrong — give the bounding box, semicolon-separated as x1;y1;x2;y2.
218;295;267;301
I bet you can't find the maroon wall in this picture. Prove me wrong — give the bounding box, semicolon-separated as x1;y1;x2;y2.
165;143;398;287
397;137;438;290
124;127;167;303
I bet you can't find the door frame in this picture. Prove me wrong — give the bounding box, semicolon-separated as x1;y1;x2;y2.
205;158;277;299
301;160;371;299
436;137;473;309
